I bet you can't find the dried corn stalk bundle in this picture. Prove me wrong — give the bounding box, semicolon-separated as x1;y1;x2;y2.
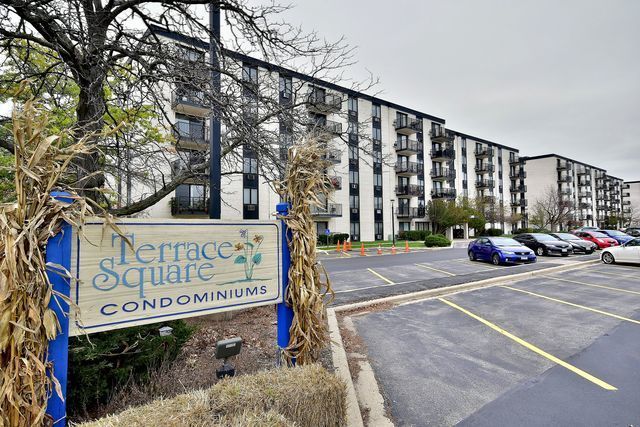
278;139;335;365
0;99;108;427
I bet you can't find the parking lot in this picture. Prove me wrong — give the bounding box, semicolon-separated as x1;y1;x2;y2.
350;263;640;426
323;246;598;305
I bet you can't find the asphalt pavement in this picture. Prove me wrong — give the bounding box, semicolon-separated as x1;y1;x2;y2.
350;263;640;426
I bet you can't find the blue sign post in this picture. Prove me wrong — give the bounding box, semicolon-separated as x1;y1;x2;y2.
45;192;74;427
276;202;294;361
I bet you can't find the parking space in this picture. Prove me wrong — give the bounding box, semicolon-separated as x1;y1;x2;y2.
350;262;640;426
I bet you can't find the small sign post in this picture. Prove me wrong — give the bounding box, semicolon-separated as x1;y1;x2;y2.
276;203;294;360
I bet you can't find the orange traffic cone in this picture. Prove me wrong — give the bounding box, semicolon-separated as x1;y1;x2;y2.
377;244;383;255
391;245;397;255
336;240;342;253
360;242;365;256
404;240;410;253
348;241;352;251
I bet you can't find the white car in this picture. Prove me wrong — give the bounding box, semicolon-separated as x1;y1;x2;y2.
601;238;640;265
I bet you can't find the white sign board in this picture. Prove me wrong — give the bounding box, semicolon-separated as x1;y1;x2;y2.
70;219;282;336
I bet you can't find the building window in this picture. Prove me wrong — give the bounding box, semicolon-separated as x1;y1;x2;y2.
374;196;382;209
243;157;258;174
243;188;258;204
242;64;258;84
350;222;360;238
372;104;381;118
349;170;359;184
374;173;383;186
349;145;358;162
279;75;292;99
347;121;358;135
399;222;410;232
374;222;383;238
348;96;358;112
350;195;359;209
372;127;382;141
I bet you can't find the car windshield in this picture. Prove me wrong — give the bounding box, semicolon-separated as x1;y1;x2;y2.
489;237;521;247
555;233;579;240
604;230;625;236
591;232;609;238
531;233;558;241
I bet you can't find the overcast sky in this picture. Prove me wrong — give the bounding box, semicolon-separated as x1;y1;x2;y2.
280;0;640;180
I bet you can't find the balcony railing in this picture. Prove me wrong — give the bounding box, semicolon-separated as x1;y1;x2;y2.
328;175;342;190
578;192;593;198
395;161;423;175
576;168;591;176
474;163;495;174
323;149;341;163
509;155;520;165
395;184;424;197
558;175;573;183
394;139;422;155
559;188;572;196
430;168;456;181
578;179;592;187
475;179;495;189
310;203;342;217
173;121;208;146
557;161;573;171
474;147;494;158
393;117;422;135
579;202;593;209
429;127;454;143
395;207;425;218
308;119;343;137
511;199;527;208
430;147;456;161
171;196;208;215
623;200;631;206
510;185;527;193
431;188;457;199
306;91;342;114
509;170;527;179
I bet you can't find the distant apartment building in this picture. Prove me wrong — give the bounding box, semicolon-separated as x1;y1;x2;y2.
125;25;629;239
623;181;640;225
519;155;626;229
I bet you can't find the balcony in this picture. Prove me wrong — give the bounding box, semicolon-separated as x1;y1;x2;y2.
474;163;495;174
579;202;593;209
429;127;454;143
311;203;342;217
623;183;630;190
323;149;341;164
509;155;520;165
171;196;208;216
430;147;456;161
395;184;424;198
474;147;494;159
396;206;425;218
624;207;632;214
559;188;572;196
557;161;573;171
430;168;456;182
173;121;209;149
580;215;593;221
576;168;591;176
623;200;631;206
511;199;528;208
578;179;592;187
558;175;573;183
475;179;495;189
510;184;527;193
623;192;631;198
170;154;208;179
308;119;343;139
395;161;423;176
171;89;210;116
306;91;342;114
578;192;593;199
509;170;527;179
328;175;342;190
393;117;422;135
431;188;457;199
394;139;422;155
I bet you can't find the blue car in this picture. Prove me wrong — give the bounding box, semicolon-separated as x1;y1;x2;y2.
601;229;634;245
468;237;537;265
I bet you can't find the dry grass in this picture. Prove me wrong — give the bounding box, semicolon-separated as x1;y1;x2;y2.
0;97;120;426
78;364;346;427
278;139;335;365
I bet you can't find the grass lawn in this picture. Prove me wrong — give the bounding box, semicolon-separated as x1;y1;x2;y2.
317;240;427;250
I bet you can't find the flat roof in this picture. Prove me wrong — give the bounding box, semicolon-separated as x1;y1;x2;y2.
520;154;607;172
449;129;519;152
149;25;446;124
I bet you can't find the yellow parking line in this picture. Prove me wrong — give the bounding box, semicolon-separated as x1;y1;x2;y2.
543;275;640;296
585;269;640;281
367;268;395;285
439;297;617;391
341;251;352;257
415;263;456;276
501;285;640;325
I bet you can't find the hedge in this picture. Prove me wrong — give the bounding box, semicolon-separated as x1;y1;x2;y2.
479;228;503;236
317;233;350;245
398;230;432;241
424;234;451;247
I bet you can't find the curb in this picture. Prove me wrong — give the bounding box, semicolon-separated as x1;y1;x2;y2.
325;258;599;426
327;308;364;427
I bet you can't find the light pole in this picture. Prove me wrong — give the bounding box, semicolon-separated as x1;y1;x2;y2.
209;1;222;219
390;199;396;246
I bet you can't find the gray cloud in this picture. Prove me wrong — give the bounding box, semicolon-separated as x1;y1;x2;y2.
281;0;640;179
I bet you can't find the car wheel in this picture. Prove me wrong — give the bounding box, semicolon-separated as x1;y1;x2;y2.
468;251;476;261
536;247;545;256
602;252;615;264
492;253;501;265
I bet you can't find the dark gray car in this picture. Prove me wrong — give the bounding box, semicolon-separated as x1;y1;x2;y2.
550;232;597;254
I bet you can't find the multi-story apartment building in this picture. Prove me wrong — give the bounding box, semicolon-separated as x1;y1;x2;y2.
623;181;640;225
519;155;626;229
132;26;629;240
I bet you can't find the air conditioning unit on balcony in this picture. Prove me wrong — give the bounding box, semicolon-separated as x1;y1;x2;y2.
375;209;382;215
375;234;383;241
245;173;258;181
246;204;256;211
351;208;359;214
351;183;358;190
351;235;359;241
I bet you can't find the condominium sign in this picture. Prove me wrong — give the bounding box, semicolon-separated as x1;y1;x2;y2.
70;219;282;335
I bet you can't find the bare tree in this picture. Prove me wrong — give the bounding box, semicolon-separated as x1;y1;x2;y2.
621;204;640;228
530;186;575;231
0;0;376;214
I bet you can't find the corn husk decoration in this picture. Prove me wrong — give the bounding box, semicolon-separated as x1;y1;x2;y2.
278;139;335;365
0;98;118;427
